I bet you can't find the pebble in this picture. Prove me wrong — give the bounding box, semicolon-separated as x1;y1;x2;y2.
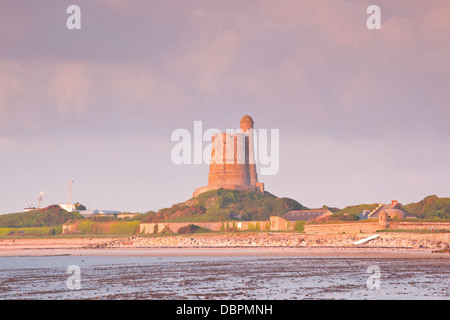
81;234;449;249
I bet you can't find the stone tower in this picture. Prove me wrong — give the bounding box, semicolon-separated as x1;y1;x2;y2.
193;115;264;198
378;211;388;228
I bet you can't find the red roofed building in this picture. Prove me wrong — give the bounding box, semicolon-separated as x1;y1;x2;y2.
361;200;415;220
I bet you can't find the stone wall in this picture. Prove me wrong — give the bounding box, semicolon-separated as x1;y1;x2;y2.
62;224;77;233
63;220;270;235
139;220;271;234
63;219;450;235
269;216;291;231
304;222;384;234
388;221;450;230
303;221;450;234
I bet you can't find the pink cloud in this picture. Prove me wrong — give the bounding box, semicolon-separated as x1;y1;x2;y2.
48;62;91;116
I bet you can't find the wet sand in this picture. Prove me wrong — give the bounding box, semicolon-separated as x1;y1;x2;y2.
1;237;449;299
1;253;449;299
0;237;449;258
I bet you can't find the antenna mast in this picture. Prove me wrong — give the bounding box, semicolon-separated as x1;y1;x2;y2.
69;180;74;204
38;191;44;209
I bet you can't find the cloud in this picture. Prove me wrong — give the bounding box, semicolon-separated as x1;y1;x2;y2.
175;29;241;100
0;0;449;213
48;62;91;116
0;58;199;135
0;61;25;117
0;137;15;154
0;1;449;140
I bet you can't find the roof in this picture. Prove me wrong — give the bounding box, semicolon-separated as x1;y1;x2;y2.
78;210;122;217
367;203;415;219
283;209;333;222
358;210;372;219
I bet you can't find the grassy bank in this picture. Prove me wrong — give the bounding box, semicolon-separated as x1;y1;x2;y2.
69;220;140;235
0;226;62;237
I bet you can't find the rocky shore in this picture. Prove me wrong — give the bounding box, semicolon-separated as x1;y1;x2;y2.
81;232;450;250
1;233;449;258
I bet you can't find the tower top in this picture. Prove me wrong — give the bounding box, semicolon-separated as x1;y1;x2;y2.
240;115;254;132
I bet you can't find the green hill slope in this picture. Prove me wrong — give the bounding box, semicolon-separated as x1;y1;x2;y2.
141;189;307;223
404;195;450;219
336;203;379;219
0;205;84;228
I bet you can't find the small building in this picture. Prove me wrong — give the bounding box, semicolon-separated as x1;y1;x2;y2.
77;210;122;217
58;203;77;212
270;216;290;231
361;200;415;220
283;209;334;222
358;210;371;220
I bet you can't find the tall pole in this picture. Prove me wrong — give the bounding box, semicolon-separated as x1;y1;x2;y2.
69;180;74;204
38;191;44;209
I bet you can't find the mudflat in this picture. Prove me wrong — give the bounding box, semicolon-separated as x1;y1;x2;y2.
0;235;449;258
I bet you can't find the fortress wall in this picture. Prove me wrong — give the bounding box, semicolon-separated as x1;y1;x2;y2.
62;223;77;233
139;223;169;234
376;232;450;243
303;221;450;234
139;220;270;234
304;222;382;234
269;216;290;231
235;221;271;231
388;221;450;230
64;219;450;236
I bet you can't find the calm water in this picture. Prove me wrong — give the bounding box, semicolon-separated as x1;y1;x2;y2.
0;255;448;299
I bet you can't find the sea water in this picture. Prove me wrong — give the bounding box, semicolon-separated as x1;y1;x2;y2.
0;255;448;299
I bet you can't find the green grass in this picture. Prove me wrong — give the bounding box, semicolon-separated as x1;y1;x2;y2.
0;205;83;228
165;208;232;223
192;188;273;208
161;188;307;223
294;221;306;232
71;220;140;235
404;195;450;219
0;226;62;237
337;204;379;216
108;221;140;234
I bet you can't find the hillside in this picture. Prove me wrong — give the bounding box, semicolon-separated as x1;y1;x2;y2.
141;189;307;223
335;203;379;220
404;195;450;219
0;205;84;228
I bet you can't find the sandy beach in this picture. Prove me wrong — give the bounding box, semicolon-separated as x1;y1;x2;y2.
1;233;449;258
1;234;449;300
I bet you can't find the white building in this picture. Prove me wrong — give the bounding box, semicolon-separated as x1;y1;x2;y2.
58;203;77;212
78;210;122;217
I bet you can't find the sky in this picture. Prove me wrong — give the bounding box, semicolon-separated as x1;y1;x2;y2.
0;0;449;214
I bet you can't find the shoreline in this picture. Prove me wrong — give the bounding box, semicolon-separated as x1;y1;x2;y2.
0;234;449;258
1;246;448;259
